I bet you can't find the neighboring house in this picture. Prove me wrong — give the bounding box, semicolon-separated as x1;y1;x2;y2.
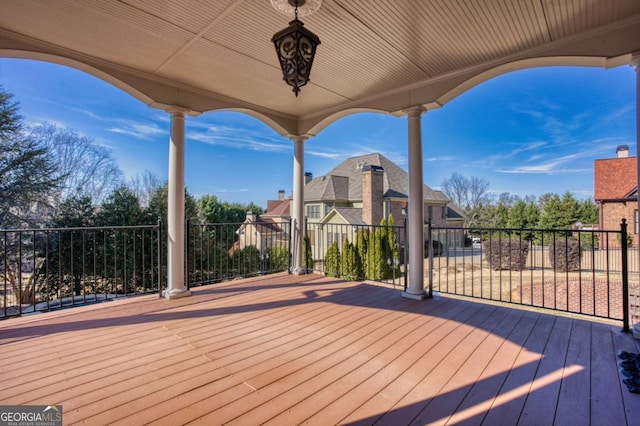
236;211;289;252
261;153;464;257
594;145;638;247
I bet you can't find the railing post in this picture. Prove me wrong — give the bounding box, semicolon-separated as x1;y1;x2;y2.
157;218;163;298
621;219;630;332
185;218;191;290
403;218;408;291
427;218;433;298
288;218;293;274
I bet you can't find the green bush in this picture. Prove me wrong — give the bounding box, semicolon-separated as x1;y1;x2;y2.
303;235;314;272
340;239;361;281
325;241;341;277
267;246;289;272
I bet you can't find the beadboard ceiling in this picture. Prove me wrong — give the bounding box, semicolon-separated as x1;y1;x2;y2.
1;0;639;135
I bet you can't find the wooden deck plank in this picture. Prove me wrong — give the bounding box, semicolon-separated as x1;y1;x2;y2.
407;304;518;425
444;310;541;426
517;315;573;426
169;296;434;424
610;323;640;424
554;319;593;426
304;298;481;426
0;274;636;426
589;322;627;426
480;312;557;425
104;284;413;425
368;302;504;426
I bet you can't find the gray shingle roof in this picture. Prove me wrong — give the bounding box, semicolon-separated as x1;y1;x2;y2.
305;153;449;203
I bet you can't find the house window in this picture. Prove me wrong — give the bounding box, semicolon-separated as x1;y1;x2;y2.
441;206;446;219
325;204;332;215
635;209;638;235
306;205;320;219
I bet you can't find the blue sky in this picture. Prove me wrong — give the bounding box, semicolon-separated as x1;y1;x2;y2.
0;58;636;208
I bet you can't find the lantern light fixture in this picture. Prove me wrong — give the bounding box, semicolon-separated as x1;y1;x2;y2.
271;0;321;96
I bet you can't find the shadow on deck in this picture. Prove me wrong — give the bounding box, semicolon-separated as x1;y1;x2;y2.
0;272;638;425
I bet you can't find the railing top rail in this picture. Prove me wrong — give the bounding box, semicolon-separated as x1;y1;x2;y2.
430;225;621;234
0;224;160;233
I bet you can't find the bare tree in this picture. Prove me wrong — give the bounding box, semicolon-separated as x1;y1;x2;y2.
441;172;492;227
128;170;163;208
28;123;123;208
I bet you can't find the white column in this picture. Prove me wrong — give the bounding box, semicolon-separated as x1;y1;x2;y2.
291;135;307;274
403;106;427;300
165;110;191;299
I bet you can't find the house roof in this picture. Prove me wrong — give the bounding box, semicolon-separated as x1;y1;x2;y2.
263;199;290;218
305;153;449;203
594;157;638;201
320;207;364;226
242;217;287;234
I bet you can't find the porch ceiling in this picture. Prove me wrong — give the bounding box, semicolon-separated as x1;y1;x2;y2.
1;0;639;135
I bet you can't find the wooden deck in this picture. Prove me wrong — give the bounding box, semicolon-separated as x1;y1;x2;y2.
1;273;639;425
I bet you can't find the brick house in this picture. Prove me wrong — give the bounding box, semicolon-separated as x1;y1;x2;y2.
259;153;464;257
594;145;638;246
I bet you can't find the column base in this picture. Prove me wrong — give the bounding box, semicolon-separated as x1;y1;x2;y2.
291;267;307;276
402;291;427;301
164;287;192;299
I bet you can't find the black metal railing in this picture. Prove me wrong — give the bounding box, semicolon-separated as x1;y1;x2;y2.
3;218;635;330
185;219;292;288
1;222;162;318
428;221;632;330
305;221;406;288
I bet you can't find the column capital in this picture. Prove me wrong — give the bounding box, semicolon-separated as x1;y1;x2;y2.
287;134;310;143
402;105;426;117
165;106;193;116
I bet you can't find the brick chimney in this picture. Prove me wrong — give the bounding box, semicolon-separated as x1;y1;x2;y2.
246;211;257;222
362;165;384;226
278;190;285;201
617;144;629;158
305;172;313;184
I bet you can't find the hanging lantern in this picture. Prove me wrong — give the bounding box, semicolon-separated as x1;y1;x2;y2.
272;0;321;96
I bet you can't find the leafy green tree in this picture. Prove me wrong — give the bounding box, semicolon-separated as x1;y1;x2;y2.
577;199;598;224
148;184;199;224
0;87;60;228
97;187;146;226
539;192;580;229
507;200;539;240
41;196;98;296
493;203;510;229
198;194;264;224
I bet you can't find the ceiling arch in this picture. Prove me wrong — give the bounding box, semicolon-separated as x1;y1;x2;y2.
1;1;639;137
